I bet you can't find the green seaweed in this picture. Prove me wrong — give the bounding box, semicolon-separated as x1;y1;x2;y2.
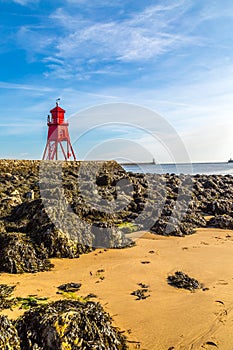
16;295;49;310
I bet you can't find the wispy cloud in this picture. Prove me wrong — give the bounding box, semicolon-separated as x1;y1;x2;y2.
15;1;201;79
0;81;52;92
16;26;55;58
52;2;198;63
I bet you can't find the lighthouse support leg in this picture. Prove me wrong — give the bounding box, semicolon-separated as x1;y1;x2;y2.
59;141;68;161
68;140;76;160
50;141;58;160
42;142;49;160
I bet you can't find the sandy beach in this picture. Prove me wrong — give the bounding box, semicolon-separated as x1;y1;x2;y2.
1;227;233;350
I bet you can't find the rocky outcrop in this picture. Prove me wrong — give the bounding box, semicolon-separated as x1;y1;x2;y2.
0;160;232;273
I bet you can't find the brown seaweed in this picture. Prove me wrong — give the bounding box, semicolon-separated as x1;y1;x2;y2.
15;299;128;350
167;271;201;291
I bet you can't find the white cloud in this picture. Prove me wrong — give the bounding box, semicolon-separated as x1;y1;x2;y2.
0;81;52;92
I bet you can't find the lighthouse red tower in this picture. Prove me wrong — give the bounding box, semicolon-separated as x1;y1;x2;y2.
42;101;76;160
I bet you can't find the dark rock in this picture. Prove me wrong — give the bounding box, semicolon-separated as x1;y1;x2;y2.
96;174;109;186
57;282;82;292
86;293;97;299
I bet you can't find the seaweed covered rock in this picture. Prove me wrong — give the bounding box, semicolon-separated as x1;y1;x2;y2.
0;284;17;310
204;199;232;216
10;199;93;258
167;271;201;291
36;227;85;258
151;217;195;237
0;232;53;273
209;214;233;230
15;299;128;350
0;315;21;349
183;212;207;227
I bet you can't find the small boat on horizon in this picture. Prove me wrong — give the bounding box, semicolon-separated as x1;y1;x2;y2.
228;158;233;163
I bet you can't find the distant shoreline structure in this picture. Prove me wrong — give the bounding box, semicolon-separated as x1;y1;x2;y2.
121;160;233;166
121;159;156;166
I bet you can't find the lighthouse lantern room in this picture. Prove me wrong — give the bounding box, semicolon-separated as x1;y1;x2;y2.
42;101;76;160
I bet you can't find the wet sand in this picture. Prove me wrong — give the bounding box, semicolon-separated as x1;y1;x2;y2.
1;228;233;350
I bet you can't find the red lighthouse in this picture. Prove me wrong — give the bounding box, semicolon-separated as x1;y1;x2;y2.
42;101;76;160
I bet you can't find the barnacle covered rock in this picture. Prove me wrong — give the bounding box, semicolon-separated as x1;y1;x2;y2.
15;299;128;350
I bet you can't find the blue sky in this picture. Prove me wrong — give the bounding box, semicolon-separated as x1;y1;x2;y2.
0;0;233;162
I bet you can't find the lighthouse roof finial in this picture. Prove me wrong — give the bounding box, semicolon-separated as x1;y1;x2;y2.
56;98;60;106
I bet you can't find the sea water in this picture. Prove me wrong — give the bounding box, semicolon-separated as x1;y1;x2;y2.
122;162;233;175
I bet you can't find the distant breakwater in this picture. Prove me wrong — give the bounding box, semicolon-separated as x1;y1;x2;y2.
120;161;155;166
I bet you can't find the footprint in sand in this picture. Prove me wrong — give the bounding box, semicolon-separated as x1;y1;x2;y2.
214;300;228;323
201;340;218;348
216;280;228;285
